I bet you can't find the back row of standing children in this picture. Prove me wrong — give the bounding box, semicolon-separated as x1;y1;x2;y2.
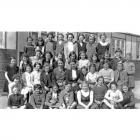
3;32;136;109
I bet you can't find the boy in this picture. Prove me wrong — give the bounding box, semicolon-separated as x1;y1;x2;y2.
7;86;25;109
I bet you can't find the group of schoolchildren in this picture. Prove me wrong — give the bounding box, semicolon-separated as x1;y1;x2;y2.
3;32;136;109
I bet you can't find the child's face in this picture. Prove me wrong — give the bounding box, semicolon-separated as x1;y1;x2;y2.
27;38;32;44
92;55;97;61
48;35;53;41
101;35;106;42
79;35;84;42
34;88;41;94
65;84;71;92
36;51;41;57
45;53;51;60
104;63;109;69
82;68;87;75
58;54;63;59
117;63;123;71
44;66;50;72
53;86;58;93
89;36;94;43
80;53;86;60
58;61;64;68
10;59;16;66
90;66;95;73
38;39;43;46
82;83;89;92
13;87;20;94
14;79;20;84
70;54;76;60
70;62;76;69
111;84;117;91
122;86;128;93
26;66;31;73
97;78;103;86
68;35;73;42
36;64;40;71
58;35;64;41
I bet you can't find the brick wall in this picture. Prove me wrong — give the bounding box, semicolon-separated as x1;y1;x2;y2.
0;49;17;90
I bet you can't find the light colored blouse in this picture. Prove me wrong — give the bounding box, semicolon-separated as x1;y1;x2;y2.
78;59;90;69
86;72;99;83
31;70;41;85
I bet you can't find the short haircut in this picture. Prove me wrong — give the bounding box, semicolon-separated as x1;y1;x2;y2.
67;33;74;39
110;81;117;88
34;84;42;90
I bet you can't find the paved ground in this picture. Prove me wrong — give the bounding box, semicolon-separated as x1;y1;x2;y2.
0;81;140;109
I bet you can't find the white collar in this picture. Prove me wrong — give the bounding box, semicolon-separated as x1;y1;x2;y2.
99;41;109;46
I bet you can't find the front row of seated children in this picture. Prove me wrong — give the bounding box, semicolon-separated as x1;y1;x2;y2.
7;76;135;109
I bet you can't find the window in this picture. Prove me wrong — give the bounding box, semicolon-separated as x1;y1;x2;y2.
131;36;136;60
6;32;16;49
0;32;5;49
126;35;131;54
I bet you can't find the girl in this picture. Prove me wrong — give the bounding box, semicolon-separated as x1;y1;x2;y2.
90;54;100;71
3;57;19;93
42;51;54;69
78;66;88;84
21;64;33;101
120;85;135;109
53;59;66;90
40;64;54;92
24;36;35;57
96;33;110;60
77;82;94;109
86;34;97;60
123;53;135;91
19;53;31;73
55;33;65;55
78;51;90;70
59;84;77;109
99;62;114;86
45;84;61;109
64;33;78;63
7;86;25;109
65;51;78;70
54;52;65;68
43;32;56;57
31;62;42;86
86;64;99;88
30;50;43;66
103;82;123;109
92;76;108;109
76;34;87;57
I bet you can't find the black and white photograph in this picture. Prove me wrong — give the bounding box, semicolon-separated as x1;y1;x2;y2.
0;32;139;109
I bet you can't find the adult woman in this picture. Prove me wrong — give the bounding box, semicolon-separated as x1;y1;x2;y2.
64;33;78;63
96;33;110;60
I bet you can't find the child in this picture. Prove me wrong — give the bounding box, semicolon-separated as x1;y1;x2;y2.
59;84;77;109
78;51;90;69
31;62;42;86
24;36;35;57
123;53;135;91
114;62;128;90
35;37;45;54
77;82;94;109
92;76;108;109
30;50;43;66
90;54;100;71
103;82;123;109
3;57;19;93
86;64;99;88
26;84;46;109
21;64;33;101
96;33;110;60
54;52;65;68
40;64;54;92
19;53;31;73
99;62;114;86
78;66;88;84
7;86;25;109
86;34;97;60
120;85;135;109
45;84;61;109
8;74;22;96
55;33;65;55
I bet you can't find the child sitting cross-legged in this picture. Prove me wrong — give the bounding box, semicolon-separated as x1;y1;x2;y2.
7;86;25;109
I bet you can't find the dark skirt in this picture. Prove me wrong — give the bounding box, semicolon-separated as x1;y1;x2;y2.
3;80;9;93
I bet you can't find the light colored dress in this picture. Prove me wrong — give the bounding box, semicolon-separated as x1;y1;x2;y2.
86;72;99;83
31;70;41;86
78;59;90;69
